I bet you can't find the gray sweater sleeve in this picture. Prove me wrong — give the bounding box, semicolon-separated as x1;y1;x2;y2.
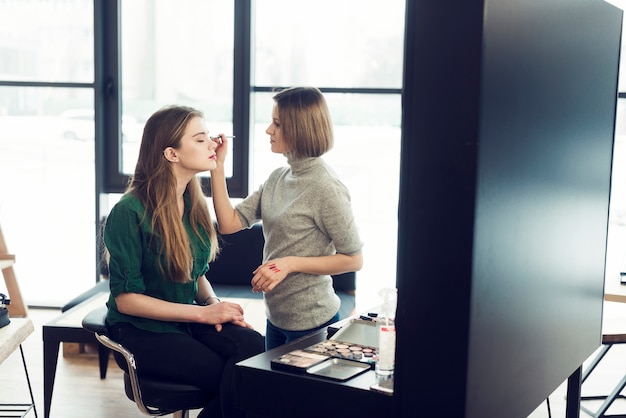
234;182;264;228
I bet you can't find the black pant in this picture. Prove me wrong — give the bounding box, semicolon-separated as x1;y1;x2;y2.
108;321;264;418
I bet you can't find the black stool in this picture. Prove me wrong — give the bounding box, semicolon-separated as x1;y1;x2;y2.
82;306;214;418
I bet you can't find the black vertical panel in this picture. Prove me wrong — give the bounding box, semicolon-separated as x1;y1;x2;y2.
396;0;621;417
97;0;124;193
466;1;621;416
396;0;485;416
95;0;121;282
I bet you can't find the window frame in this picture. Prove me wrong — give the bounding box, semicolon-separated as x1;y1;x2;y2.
100;0;251;198
100;0;403;199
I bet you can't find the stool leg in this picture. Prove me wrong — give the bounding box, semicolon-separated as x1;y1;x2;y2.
98;345;110;379
566;366;582;418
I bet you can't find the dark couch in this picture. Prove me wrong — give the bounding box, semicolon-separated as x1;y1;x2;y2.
64;222;356;379
63;222;356;320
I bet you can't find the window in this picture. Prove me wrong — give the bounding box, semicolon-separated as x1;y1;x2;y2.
112;0;236;188
5;1;624;312
607;1;626;278
108;0;406;309
0;0;406;309
0;0;405;310
251;0;406;309
0;0;96;306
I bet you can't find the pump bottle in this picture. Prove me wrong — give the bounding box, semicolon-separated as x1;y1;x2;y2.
376;287;397;376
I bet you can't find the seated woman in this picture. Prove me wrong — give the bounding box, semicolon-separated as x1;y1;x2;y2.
103;105;264;418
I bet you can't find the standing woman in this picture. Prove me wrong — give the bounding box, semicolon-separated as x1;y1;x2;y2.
211;87;363;350
103;105;264;418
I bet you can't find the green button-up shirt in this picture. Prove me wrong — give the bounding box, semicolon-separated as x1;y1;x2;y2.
103;192;210;334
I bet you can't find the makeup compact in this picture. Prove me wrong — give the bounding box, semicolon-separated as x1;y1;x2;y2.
330;318;378;347
306;357;371;381
270;349;330;373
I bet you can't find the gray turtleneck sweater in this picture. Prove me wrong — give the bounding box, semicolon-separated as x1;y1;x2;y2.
235;156;363;331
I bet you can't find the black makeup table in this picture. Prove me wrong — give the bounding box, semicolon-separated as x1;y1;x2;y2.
234;317;393;418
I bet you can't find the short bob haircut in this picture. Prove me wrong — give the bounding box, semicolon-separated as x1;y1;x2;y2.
272;87;334;158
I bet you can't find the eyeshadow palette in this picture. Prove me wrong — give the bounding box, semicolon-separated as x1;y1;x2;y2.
304;339;378;367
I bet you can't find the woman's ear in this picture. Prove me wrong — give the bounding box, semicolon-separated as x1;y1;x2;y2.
163;147;178;163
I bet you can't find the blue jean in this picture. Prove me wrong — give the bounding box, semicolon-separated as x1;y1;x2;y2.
264;311;341;351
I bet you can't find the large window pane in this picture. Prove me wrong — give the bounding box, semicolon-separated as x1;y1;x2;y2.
611;99;626;224
0;87;95;306
613;0;626;91
120;0;235;176
0;0;93;84
252;1;405;310
252;1;405;309
254;0;405;88
607;1;626;283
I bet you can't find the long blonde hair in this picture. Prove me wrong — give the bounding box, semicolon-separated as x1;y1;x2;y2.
127;105;218;283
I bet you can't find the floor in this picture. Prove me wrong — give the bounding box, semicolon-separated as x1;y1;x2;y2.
528;339;626;418
528;301;626;418
527;346;626;418
0;308;202;418
2;306;626;418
